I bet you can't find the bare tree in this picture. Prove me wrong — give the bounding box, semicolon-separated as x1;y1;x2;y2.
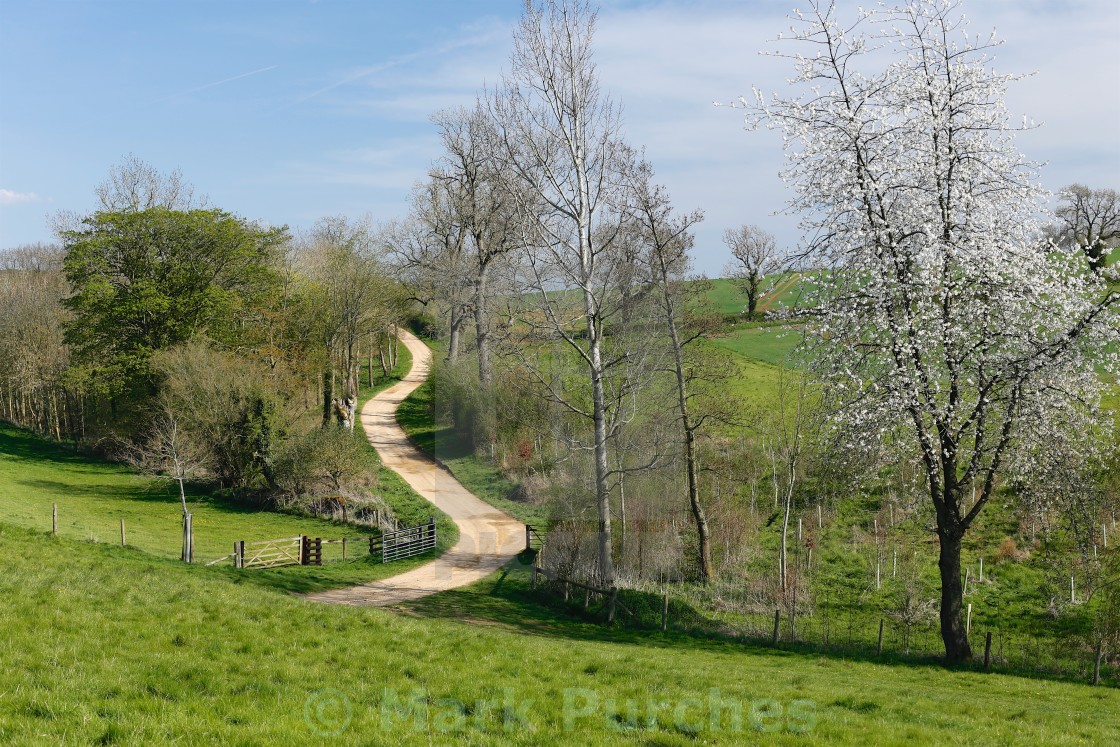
95;153;204;213
492;0;651;590
1054;184;1120;274
432;101;524;389
118;396;206;515
390;182;472;364
765;366;811;597
722;225;784;320
631;175;726;582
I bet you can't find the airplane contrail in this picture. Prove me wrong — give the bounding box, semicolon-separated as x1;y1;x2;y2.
158;65;279;101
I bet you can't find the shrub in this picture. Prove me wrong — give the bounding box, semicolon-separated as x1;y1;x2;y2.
995;536;1029;563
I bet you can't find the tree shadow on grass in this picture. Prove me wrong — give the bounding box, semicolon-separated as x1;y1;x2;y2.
0;422;90;465
394;558;1115;689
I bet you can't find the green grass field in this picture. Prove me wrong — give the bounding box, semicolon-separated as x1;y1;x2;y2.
2;328;1118;743
1;522;1116;745
0;342;456;595
705;325;803;369
702;273;822;317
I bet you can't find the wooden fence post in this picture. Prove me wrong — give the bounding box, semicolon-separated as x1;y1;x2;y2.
772;609;781;646
607;588;617;624
1093;640;1104;686
233;541;242;568
526;524;532;552
342;537;347;560
531;563;538;590
661;590;669;632
877;619;884;655
120;519;126;546
52;503;58;536
984;632;993;670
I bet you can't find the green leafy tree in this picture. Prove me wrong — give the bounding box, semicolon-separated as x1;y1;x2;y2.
61;208;287;396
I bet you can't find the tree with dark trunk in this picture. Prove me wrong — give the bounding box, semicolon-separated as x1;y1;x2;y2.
722;224;783;320
746;0;1120;661
1053;184;1120;275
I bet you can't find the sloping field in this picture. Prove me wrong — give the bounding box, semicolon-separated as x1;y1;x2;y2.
1;523;1116;745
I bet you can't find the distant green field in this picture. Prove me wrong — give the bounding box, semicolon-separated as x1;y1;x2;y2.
706;325;804;368
703;273;822;317
1;522;1115;745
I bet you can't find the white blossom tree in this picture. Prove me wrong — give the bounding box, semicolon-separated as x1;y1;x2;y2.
746;0;1120;661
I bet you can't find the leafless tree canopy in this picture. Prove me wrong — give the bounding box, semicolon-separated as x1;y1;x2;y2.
1054;184;1120;274
722;224;783;319
95;153;206;213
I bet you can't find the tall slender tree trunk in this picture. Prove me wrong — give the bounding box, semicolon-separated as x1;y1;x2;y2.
368;334;375;386
474;270;492;388
780;482;792;593
447;307;465;364
321;365;334;427
667;328;713;582
588;321;614;589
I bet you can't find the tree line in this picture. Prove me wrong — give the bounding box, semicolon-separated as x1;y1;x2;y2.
1;159;410;524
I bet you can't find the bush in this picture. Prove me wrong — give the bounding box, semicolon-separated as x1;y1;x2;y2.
996;536;1029;563
152;340;290;491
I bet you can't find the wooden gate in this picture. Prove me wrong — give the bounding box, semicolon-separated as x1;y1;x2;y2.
237;536;303;569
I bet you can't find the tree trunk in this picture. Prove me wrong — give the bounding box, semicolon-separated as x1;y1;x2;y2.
474;271;492;388
683;416;713;583
747;270;761;320
618;468;627;566
937;524;972;661
368;334;375;386
447;307;464;364
321;366;334;427
780;483;792;593
473;270;495;447
589;328;615;589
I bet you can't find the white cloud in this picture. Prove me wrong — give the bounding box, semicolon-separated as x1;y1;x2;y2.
0;189;41;205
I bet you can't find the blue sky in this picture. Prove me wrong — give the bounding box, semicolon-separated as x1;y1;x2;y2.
2;0;1117;275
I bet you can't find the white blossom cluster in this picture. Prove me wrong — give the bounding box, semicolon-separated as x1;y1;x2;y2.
749;0;1119;523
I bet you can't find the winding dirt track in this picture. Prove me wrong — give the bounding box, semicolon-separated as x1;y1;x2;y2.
306;330;525;606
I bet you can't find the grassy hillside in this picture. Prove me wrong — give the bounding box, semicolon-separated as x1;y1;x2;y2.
0;342;456;594
702;274;820;317
1;522;1116;745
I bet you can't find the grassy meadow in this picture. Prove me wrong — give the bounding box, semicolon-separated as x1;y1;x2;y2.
2;279;1117;745
1;522;1116;745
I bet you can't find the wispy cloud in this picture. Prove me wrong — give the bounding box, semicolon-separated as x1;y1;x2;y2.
281;28;506;111
0;189;41;205
157;65;279;102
